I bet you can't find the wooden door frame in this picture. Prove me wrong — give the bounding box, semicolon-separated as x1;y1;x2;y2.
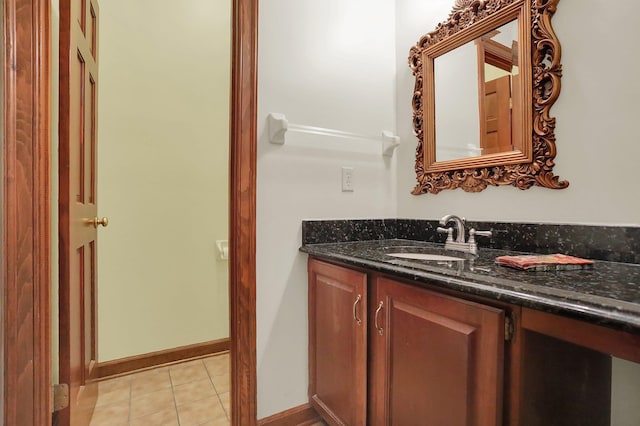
1;0;258;424
230;0;259;423
2;0;53;424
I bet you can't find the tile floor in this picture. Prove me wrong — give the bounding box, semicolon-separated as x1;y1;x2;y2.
90;352;230;426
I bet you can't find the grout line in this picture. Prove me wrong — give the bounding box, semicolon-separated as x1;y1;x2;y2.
210;359;231;421
127;379;132;426
206;358;230;421
168;362;182;425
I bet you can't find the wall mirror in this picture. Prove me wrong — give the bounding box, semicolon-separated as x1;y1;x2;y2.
409;0;569;194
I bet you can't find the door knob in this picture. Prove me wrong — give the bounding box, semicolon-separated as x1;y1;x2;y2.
92;217;109;227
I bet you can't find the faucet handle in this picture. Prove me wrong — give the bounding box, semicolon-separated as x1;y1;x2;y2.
468;228;492;244
472;229;492;237
437;227;454;243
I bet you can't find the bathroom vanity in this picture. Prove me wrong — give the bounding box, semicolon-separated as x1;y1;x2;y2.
290;0;640;421
301;238;640;426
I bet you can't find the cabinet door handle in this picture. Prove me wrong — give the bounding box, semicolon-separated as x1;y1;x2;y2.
375;301;384;335
353;294;362;326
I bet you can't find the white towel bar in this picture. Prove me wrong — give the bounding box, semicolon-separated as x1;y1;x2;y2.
267;112;400;157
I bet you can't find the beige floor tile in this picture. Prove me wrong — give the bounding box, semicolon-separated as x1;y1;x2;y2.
174;358;205;368
89;358;233;426
130;387;175;419
129;366;169;381
131;369;172;397
95;385;130;407
97;375;131;394
173;378;216;406
89;400;130;426
78;383;100;411
218;392;230;416
129;407;179;426
211;373;230;393
177;396;227;426
212;352;229;364
169;362;210;386
204;355;230;377
198;419;231;426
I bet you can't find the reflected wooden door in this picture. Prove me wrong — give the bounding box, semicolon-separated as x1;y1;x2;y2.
481;75;512;155
59;0;101;424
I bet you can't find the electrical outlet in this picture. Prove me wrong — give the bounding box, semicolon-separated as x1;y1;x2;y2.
342;167;354;192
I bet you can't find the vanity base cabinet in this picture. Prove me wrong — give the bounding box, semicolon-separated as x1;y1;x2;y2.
308;259;368;426
308;259;506;426
370;276;505;426
308;257;640;425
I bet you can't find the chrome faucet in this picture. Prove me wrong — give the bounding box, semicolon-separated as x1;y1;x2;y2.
438;214;466;243
437;214;492;255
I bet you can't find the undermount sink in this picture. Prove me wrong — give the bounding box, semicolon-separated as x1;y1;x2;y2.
386;252;465;262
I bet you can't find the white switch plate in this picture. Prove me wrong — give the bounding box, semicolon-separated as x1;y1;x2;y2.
342;167;354;192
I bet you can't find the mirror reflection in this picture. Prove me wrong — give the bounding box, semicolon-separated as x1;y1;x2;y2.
435;20;519;162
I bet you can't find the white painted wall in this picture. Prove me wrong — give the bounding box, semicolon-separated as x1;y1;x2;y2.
396;0;640;225
612;358;640;426
97;0;230;361
256;0;397;418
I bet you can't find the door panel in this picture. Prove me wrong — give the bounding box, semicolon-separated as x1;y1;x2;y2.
389;300;475;425
481;75;512;155
308;260;368;426
59;0;100;424
371;277;505;426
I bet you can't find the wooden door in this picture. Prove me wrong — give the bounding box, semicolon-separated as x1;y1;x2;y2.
481;75;512;155
510;72;522;152
308;260;368;426
59;0;101;424
370;277;504;426
2;0;259;423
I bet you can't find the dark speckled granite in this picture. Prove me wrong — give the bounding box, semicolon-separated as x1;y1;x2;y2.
301;219;397;244
460;221;640;264
302;219;640;264
300;239;640;334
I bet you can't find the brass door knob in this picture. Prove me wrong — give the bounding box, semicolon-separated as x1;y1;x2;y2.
92;217;109;227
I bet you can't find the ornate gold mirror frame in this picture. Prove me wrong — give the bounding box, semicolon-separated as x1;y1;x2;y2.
409;0;568;194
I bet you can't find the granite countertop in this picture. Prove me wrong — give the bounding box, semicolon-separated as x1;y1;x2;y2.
300;239;640;334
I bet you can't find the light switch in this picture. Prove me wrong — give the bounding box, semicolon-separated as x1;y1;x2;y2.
342;167;354;192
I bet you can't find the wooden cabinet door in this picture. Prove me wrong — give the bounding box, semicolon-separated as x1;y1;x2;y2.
370;277;505;426
308;259;368;426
